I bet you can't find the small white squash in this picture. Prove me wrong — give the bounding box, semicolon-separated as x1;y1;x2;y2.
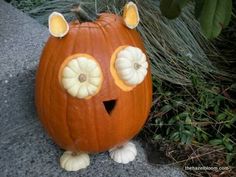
115;46;148;86
109;142;137;164
61;56;103;99
60;151;90;171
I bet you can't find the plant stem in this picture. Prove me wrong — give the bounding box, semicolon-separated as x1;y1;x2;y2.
71;3;98;22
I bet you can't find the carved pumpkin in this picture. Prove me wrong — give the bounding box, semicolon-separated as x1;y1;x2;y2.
35;2;152;154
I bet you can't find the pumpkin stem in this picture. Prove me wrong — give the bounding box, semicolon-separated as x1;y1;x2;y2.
71;152;77;156
71;3;99;22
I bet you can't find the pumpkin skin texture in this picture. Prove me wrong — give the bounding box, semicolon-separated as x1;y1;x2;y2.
35;13;152;153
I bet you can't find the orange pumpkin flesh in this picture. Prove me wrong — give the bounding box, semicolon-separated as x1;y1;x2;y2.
35;13;152;153
123;2;140;29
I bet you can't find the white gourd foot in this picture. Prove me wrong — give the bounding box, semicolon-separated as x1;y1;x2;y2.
60;151;90;171
109;142;137;164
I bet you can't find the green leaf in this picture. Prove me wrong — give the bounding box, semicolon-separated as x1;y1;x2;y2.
154;134;162;141
202;133;208;141
181;133;187;144
230;117;236;124
226;153;233;164
172;99;184;107
195;0;204;19
160;0;189;19
223;134;230;139
178;112;189;118
170;132;180;141
160;105;173;113
185;135;192;144
217;113;226;121
183;130;192;136
164;91;172;96
185;117;192;124
166;127;170;135
168;118;176;125
225;124;231;128
195;0;232;39
230;83;236;89
159;121;164;127
209;139;222;145
224;143;233;151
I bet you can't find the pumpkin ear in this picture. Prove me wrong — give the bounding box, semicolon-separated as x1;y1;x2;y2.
123;2;140;29
48;12;69;38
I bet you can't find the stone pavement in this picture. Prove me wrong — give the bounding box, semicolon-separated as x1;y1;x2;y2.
0;1;186;176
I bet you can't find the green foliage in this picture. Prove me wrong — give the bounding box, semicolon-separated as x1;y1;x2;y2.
149;77;236;164
196;0;232;39
160;0;233;39
160;0;189;19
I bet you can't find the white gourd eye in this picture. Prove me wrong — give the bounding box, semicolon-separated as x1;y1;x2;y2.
115;46;148;86
61;55;103;99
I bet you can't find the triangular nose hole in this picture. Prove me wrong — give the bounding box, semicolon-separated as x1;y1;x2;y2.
103;100;116;115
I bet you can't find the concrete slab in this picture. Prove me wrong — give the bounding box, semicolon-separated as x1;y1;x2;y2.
0;0;48;79
0;1;186;176
0;0;49;136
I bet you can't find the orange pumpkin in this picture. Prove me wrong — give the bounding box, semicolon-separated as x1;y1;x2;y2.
35;3;152;154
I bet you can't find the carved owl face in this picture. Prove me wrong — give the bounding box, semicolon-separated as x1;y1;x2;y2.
35;2;152;152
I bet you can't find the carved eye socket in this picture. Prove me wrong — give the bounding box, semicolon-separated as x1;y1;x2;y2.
61;55;103;99
115;46;148;86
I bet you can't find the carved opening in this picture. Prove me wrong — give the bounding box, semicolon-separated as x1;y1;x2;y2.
103;99;117;115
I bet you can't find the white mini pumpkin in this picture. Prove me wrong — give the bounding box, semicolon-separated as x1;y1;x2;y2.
60;151;90;171
109;142;137;164
61;56;103;99
115;46;148;86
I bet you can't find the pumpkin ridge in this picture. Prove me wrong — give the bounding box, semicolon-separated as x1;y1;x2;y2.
94;20;113;90
45;40;64;143
84;23;100;151
113;22;148;138
60;42;82;150
65;26;100;151
128;29;152;133
51;31;81;150
49;38;77;148
94;21;119;148
36;38;59;137
40;39;63;140
90;22;107;149
128;29;153;119
65;94;75;150
84;23;97;149
97;19;119;148
107;20;129;141
101;21;123;145
65;27;90;150
128;28;144;49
